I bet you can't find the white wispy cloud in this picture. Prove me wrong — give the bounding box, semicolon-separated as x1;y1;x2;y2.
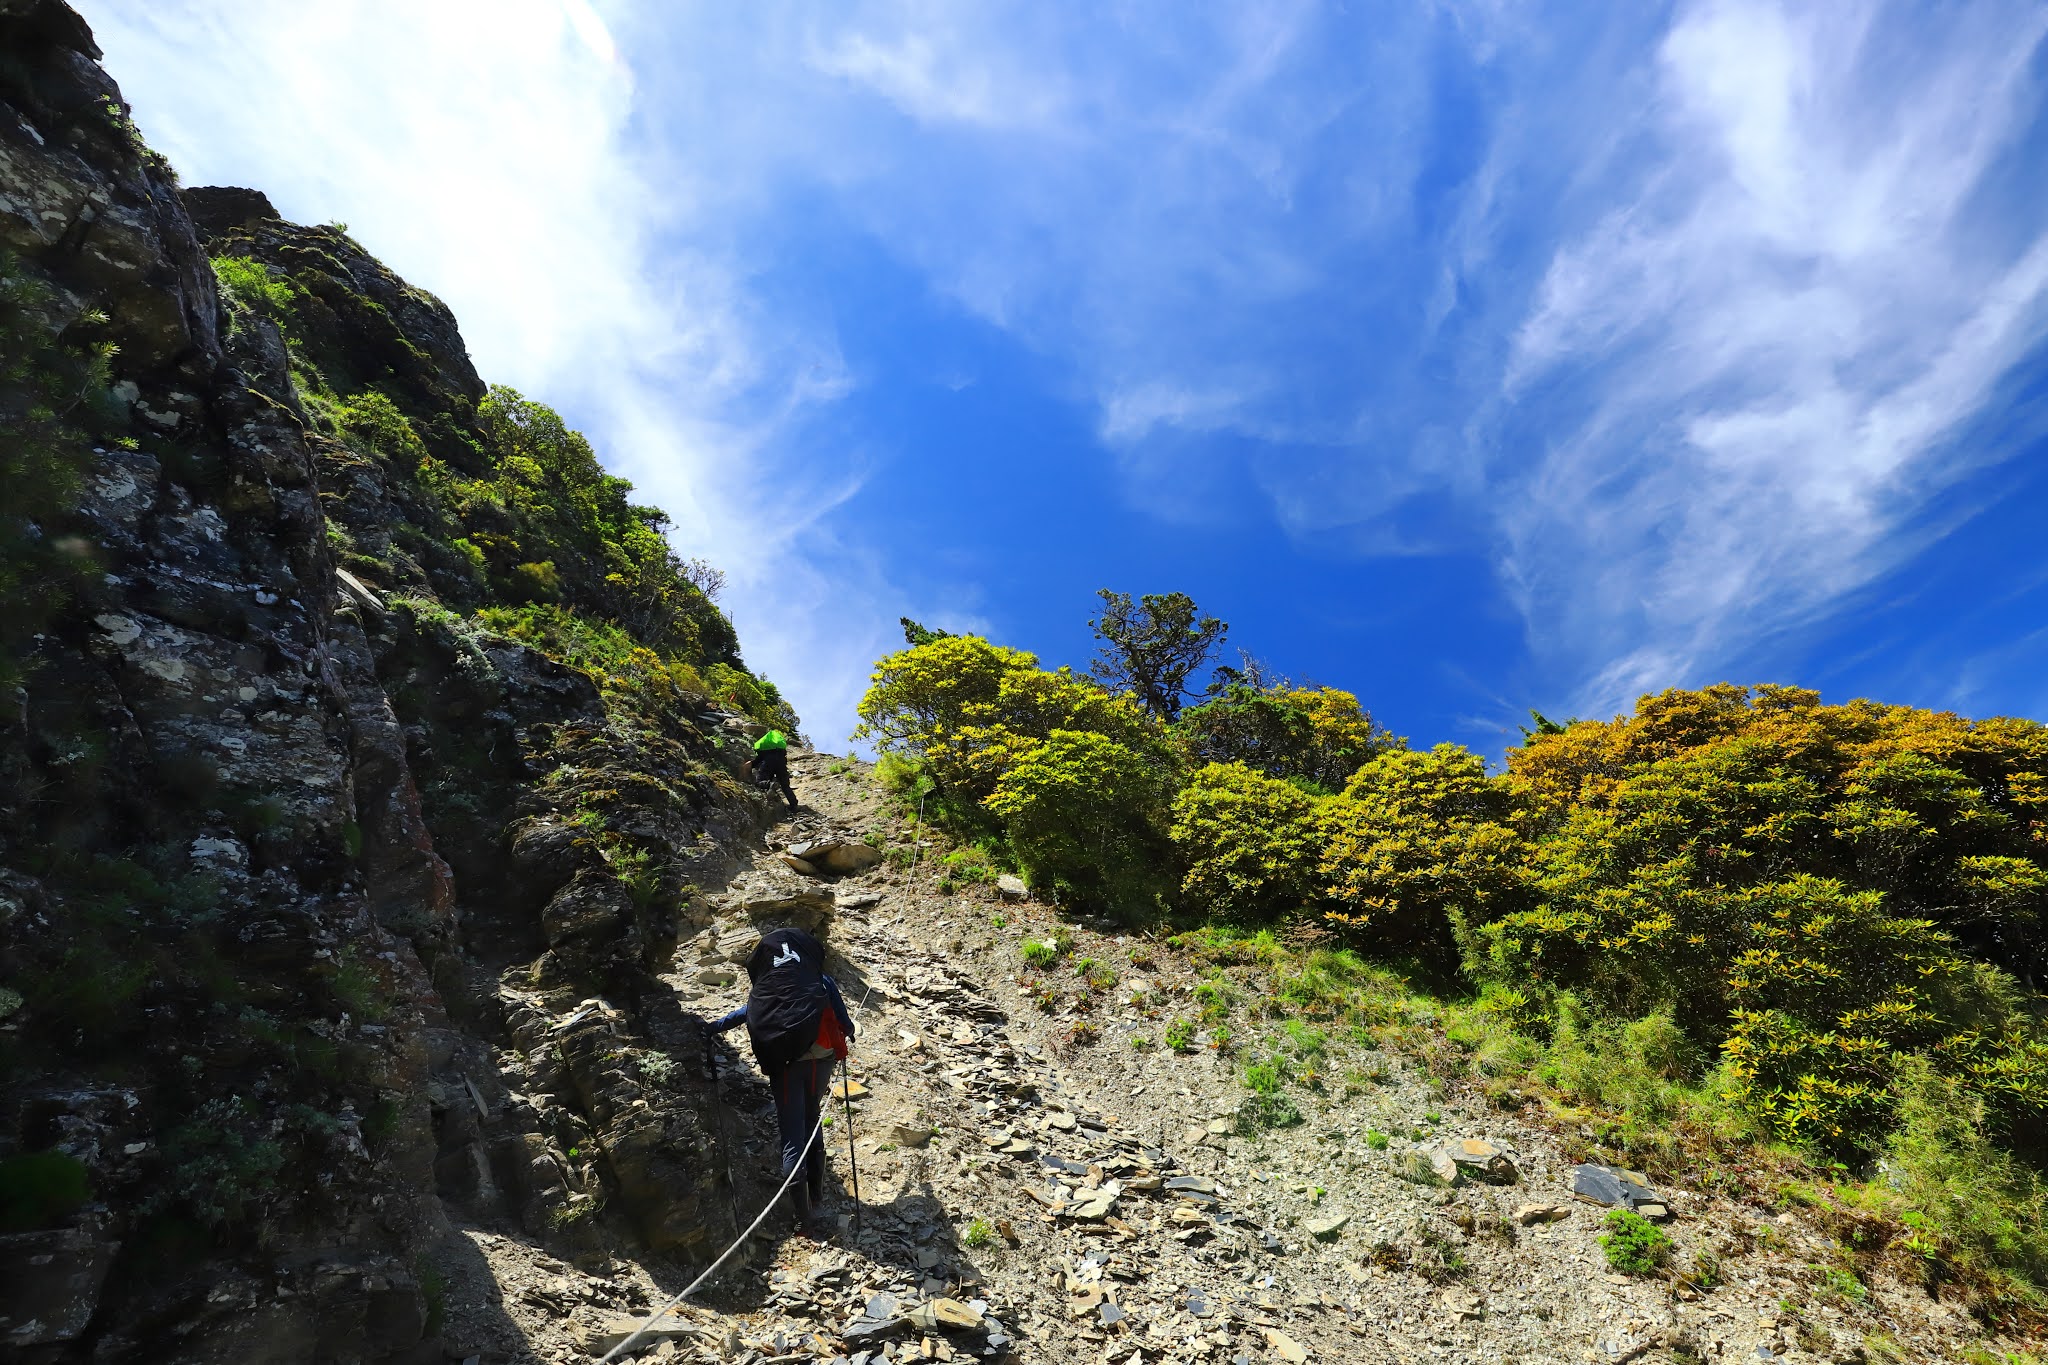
78;0;2048;745
1502;0;2048;717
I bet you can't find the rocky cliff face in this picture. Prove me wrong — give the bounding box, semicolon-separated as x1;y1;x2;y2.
0;4;794;1358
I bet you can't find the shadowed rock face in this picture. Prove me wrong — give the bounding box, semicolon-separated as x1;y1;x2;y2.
0;4;789;1358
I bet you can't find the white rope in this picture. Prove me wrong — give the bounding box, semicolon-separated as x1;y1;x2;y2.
601;985;875;1363
597;1107;826;1362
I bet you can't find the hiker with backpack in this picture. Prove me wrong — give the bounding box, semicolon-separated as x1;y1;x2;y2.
704;926;854;1228
752;728;798;810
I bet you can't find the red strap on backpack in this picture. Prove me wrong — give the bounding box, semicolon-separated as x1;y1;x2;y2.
815;1005;848;1060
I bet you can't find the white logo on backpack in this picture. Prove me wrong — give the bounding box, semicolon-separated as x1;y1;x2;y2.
772;942;800;968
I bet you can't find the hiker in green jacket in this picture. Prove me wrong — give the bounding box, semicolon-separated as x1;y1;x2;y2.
752;729;798;810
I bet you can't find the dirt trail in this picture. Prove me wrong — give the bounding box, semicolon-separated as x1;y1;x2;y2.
443;754;2000;1365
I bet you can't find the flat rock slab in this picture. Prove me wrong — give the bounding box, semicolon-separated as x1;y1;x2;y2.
1064;1182;1122;1221
1571;1163;1669;1216
1264;1327;1310;1362
1305;1209;1351;1241
1435;1137;1518;1184
1514;1201;1572;1225
997;874;1029;900
579;1313;700;1355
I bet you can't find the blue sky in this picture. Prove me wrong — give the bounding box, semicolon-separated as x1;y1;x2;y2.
84;0;2048;755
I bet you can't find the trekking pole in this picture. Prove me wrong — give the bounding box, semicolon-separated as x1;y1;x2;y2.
841;1068;862;1244
908;788;928;886
841;984;875;1244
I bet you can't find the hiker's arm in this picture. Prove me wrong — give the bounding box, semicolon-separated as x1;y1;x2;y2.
822;975;855;1041
706;1003;747;1033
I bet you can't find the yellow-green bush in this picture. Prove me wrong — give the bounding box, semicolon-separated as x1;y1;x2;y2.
984;729;1171;919
1169;761;1325;920
334;389;428;468
855;634;1158;803
1492;686;2048;1152
1319;743;1528;967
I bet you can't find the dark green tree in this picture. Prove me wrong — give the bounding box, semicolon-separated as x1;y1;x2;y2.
900;616;952;647
1088;589;1227;721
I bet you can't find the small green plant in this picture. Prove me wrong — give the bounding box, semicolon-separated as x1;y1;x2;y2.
1365;1129;1390;1150
1207;1024;1233;1053
990;912;1008;929
417;1256;449;1337
1021;926;1072;967
1243;1057;1288;1095
829;760;851;775
1130;1034;1152;1050
1280;1018;1327;1061
1599;1209;1672;1276
1079;959;1118;992
1237;1092;1305;1133
1816;1266;1866;1303
1194;977;1234;1022
1164;1018;1196;1052
963;1216;996;1249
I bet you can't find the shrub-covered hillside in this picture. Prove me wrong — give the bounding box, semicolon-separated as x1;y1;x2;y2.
856;605;2048;1324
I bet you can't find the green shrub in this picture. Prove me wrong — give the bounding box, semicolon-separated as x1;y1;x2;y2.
985;730;1172;919
1870;1059;2048;1311
1365;1129;1390;1150
1164;1018;1196;1052
1169;761;1325;920
1076;958;1118;992
1173;682;1395;790
211;254;298;317
1599;1209;1672;1276
1021;929;1069;969
1194;976;1235;1022
335;389;428;466
1243;1056;1288;1095
1236;1092;1304;1132
1320;744;1528;966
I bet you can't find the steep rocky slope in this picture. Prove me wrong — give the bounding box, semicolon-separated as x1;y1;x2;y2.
0;4;795;1359
442;754;2020;1365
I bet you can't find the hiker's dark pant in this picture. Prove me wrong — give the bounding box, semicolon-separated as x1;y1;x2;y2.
755;748;797;809
770;1054;834;1207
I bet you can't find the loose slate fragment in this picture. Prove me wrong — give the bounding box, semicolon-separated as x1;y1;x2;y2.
1571;1163;1670;1216
1305;1209;1350;1241
1264;1327;1310;1362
